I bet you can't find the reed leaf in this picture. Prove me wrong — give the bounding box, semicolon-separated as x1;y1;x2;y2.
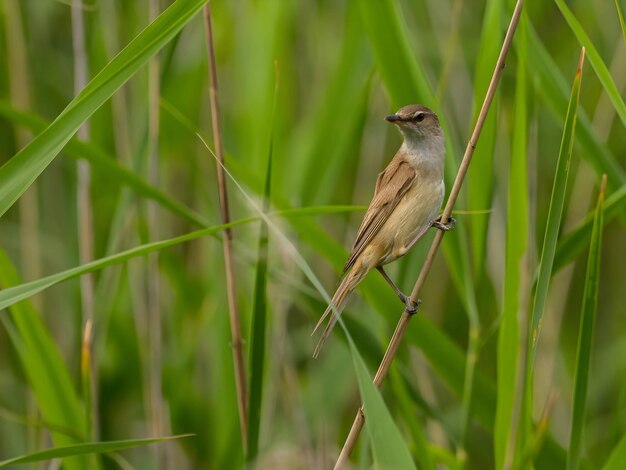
567;176;606;470
0;101;209;227
528;48;585;362
0;0;208;219
350;341;416;470
0;250;88;470
0;435;191;467
555;0;626;129
495;13;528;469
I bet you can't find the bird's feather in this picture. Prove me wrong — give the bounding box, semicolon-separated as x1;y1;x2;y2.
312;262;368;358
342;155;417;274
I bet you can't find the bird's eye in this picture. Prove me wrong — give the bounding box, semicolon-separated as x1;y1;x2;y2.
415;113;425;122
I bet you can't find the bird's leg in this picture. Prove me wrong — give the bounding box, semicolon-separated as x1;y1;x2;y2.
376;266;420;314
432;215;456;232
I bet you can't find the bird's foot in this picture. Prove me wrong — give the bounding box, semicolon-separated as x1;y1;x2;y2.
398;293;421;315
432;215;456;232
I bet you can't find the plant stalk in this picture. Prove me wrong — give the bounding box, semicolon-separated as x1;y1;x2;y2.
203;4;249;452
71;0;98;441
146;1;169;467
334;1;524;466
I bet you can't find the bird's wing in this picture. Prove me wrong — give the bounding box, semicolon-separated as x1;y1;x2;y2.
342;157;416;273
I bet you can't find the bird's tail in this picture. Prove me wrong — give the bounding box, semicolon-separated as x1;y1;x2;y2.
312;265;367;358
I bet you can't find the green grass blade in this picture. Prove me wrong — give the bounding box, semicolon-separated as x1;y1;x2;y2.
616;0;626;44
529;48;585;362
0;250;88;470
0;222;245;312
0;101;209;227
520;47;585;467
467;0;501;275
567;177;606;470
349;341;416;470
495;14;528;469
389;368;436;470
0;435;191;467
603;434;626;470
206;137;567;468
526;24;626;188
280;201;566;467
555;0;626;129
224;178;568;468
554;185;626;272
0;0;207;219
0;207;360;312
200;136;416;468
246;80;275;463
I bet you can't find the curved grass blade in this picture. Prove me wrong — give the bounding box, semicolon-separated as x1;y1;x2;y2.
350;341;416;470
0;250;88;470
0;207;361;313
0;221;249;312
555;0;626;129
250;176;569;469
198;137;417;469
201;136;567;467
554;185;626;272
165;98;566;467
567;176;606;470
526;24;626;188
0;435;192;467
0;0;208;220
0;101;209;227
529;47;585;362
495;14;528;469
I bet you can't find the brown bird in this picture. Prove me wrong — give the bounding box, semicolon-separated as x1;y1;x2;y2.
312;104;454;358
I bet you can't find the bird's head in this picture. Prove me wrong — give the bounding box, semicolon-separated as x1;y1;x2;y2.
385;104;442;142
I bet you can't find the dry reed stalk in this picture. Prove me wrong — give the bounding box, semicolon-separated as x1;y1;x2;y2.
203;4;249;452
4;0;42;455
335;1;525;467
71;0;98;440
146;1;168;466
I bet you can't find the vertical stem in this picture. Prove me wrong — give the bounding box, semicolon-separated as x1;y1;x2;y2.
4;0;42;463
458;323;480;465
71;0;97;440
334;1;524;466
146;1;168;467
203;4;249;452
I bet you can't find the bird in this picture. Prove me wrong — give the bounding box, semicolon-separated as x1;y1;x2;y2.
312;104;454;358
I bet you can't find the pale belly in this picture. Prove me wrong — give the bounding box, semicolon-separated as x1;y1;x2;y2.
376;178;444;265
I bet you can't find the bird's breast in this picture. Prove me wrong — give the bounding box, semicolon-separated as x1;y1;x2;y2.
377;177;444;263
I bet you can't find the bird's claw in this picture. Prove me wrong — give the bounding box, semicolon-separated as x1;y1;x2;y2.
432;215;456;232
398;293;421;315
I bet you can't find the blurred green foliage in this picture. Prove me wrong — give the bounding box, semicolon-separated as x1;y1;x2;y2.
0;0;624;468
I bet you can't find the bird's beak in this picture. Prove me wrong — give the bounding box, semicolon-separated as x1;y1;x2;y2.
385;114;401;122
